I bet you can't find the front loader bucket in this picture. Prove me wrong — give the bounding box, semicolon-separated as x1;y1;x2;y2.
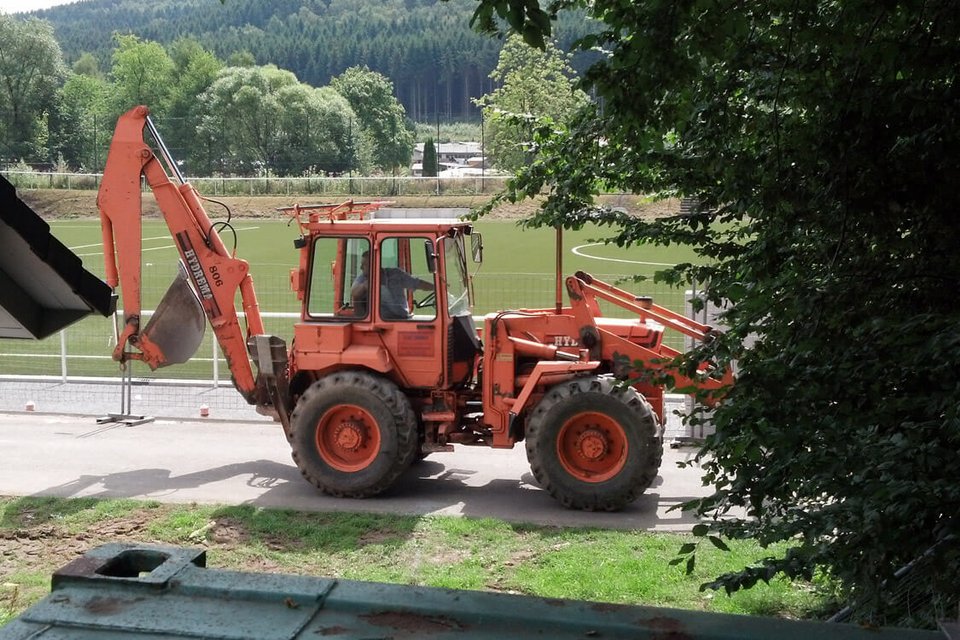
141;266;206;367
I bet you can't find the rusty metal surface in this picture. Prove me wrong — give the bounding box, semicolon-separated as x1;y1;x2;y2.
0;175;113;339
0;544;943;639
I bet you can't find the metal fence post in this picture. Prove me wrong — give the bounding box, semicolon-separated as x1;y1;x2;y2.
60;329;68;382
212;338;220;387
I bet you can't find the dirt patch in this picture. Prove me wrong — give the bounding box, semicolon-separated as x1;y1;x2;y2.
236;555;284;574
17;189;679;221
0;509;266;591
403;530;471;567
88;511;156;539
504;548;538;567
358;529;403;546
207;517;251;546
1;528;100;585
0;509;165;581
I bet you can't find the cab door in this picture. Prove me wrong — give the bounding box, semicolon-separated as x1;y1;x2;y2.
375;235;444;388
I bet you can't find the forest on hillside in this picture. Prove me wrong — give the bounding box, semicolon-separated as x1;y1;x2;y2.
35;0;597;121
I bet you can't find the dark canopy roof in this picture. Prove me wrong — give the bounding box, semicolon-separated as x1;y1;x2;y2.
0;175;114;340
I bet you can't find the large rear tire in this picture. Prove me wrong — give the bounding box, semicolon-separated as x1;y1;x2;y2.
525;376;662;511
290;371;417;498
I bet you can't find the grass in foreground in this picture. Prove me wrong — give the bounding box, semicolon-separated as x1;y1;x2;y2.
0;496;829;627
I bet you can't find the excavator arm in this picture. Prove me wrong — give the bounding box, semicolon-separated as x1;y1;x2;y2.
98;105;264;402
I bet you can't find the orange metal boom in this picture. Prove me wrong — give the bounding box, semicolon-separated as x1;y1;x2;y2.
566;271;732;404
98;105;264;401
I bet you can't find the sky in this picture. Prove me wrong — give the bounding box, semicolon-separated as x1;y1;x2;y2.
0;0;78;14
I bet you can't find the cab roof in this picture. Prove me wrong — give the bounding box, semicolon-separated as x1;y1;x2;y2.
302;217;475;235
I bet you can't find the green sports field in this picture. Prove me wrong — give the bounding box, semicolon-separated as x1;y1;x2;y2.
61;218;702;309
0;218;702;380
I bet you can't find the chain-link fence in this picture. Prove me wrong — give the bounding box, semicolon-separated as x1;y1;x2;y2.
0;170;509;197
0;271;692;381
0;272;699;427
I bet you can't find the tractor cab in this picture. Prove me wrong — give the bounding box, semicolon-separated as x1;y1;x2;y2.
285;203;482;391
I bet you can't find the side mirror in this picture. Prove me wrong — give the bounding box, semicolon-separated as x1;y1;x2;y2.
470;233;483;263
424;239;437;273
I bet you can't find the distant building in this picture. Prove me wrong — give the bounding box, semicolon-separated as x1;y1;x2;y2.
411;142;496;177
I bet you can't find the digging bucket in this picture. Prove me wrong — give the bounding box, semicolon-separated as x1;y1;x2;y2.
140;265;206;367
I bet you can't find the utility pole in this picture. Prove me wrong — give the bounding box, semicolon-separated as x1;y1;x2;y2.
349;117;354;195
435;95;441;196
480;108;484;193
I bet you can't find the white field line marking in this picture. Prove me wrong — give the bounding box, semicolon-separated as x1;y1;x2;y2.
73;227;261;257
77;244;175;258
571;242;675;267
70;234;174;250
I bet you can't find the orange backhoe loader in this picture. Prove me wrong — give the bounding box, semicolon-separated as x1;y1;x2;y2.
99;106;730;511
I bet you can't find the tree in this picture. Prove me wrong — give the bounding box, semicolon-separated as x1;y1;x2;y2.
164;37;223;171
461;0;960;626
196;65;358;176
331;65;415;173
109;34;175;117
50;72;111;170
226;50;256;68
475;33;587;172
71;52;100;78
421;137;438;177
275;85;357;176
0;15;66;161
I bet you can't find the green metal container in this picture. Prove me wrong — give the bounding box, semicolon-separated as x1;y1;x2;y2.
1;543;942;639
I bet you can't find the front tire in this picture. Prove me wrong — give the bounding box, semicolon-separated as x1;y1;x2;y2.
290;371;417;498
525;376;662;511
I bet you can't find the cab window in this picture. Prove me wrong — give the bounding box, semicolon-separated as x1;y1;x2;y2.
306;236;370;319
377;236;436;321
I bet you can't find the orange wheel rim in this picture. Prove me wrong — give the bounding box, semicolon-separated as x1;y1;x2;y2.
315;404;381;472
556;411;627;483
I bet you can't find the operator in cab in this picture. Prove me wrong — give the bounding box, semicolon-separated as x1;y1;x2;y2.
351;250;433;319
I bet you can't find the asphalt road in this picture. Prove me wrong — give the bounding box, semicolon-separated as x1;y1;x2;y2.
0;412;714;531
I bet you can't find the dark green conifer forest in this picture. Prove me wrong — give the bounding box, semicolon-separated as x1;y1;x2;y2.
35;0;595;121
